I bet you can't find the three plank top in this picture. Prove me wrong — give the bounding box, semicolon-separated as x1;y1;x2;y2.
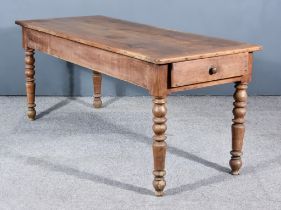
16;16;261;64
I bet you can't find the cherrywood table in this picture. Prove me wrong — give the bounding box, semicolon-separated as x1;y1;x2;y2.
16;16;261;196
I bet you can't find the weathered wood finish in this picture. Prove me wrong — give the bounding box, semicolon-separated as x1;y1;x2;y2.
171;53;248;87
147;65;168;97
230;82;248;175
152;97;167;196
25;48;36;120
16;16;262;64
93;71;102;108
16;16;262;197
23;28;159;90
241;53;253;83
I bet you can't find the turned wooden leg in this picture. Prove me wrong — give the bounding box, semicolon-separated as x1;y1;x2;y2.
25;48;36;120
152;97;167;196
230;82;248;175
92;71;102;108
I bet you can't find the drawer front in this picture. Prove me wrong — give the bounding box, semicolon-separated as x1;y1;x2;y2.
170;53;248;87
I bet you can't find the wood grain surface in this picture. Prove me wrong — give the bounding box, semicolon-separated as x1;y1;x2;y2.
16;16;261;64
23;28;161;90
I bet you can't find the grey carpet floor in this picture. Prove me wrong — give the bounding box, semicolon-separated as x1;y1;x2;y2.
0;96;281;210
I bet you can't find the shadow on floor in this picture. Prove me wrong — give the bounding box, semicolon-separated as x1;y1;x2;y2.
8;152;281;197
32;99;230;175
18;97;277;196
19;97;231;184
166;155;281;195
24;155;154;196
36;97;120;119
36;99;71;120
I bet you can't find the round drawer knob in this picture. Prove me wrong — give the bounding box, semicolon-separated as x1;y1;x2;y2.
209;66;217;75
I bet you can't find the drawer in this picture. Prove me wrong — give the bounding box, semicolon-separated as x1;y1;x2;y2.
170;53;248;87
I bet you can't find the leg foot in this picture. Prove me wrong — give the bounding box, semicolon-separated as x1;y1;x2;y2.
153;170;166;196
25;48;36;120
230;82;248;175
152;97;167;196
230;151;242;175
27;107;36;120
92;71;102;108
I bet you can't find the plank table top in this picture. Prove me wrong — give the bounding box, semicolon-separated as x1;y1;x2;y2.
16;16;261;64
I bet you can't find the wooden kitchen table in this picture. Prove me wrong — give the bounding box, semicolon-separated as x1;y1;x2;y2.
16;16;261;196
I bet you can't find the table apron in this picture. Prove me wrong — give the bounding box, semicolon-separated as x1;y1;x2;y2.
23;28;169;92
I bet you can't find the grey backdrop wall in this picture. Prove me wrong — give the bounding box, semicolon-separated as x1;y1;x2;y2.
0;0;280;96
